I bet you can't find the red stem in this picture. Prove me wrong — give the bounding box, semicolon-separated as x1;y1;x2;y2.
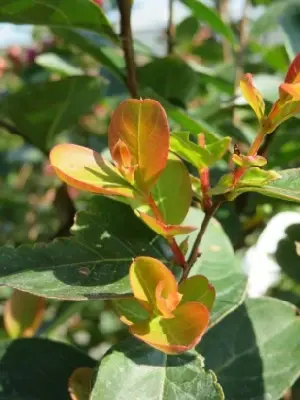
198;134;212;211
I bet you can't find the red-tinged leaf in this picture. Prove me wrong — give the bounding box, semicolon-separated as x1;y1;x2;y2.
129;257;180;315
179;275;215;311
112;297;150;326
240;73;265;121
130;302;209;354
265;99;300;134
50;143;135;197
68;367;93;400
280;83;300;100
284;53;300;84
232;154;267;167
138;211;197;238
4;290;46;338
108;99;169;190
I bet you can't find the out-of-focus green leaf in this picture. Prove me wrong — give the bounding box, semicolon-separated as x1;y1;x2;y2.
176;16;200;44
180;0;237;46
0;338;95;400
138;57;199;106
90;337;224;400
1;76;103;152
280;5;300;60
0;0;118;42
35;53;84;76
199;298;300;400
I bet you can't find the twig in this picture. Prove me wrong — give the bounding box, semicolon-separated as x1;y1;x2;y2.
232;0;251;125
167;0;175;55
117;0;138;98
217;0;232;62
181;198;223;282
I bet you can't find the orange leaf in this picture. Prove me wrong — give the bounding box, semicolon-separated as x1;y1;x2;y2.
284;53;300;84
240;73;265;121
4;290;46;338
129;257;181;315
108;99;169;190
265;98;300;134
130;302;209;354
68;367;93;400
178;275;215;311
50;143;135;197
138;211;197;238
280;82;300;101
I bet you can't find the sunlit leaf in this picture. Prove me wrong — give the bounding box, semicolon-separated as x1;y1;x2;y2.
108;99;169;190
4;290;46;338
138;211;197;238
112;297;150;326
130;302;209;354
232;154;267;167
240;73;265;121
50;143;135;197
179;275;215;311
129;257;180;314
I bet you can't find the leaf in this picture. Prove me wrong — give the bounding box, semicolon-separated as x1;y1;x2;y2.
52;28;124;79
90;336;224;399
138;57;199;106
178;207;247;326
4;290;46;338
1;76;102;152
138;211;197;238
0;0;118;42
69;367;94;400
0;197;167;299
180;0;237;46
179;275;215;311
0;338;95;400
176;16;200;43
108;99;170;190
232;154;267;167
198;298;300;400
141;88;222;144
130;302;209;354
240;73;265;121
35;52;84;76
280;5;300;60
228;168;300;202
129;257;179;314
50;143;135;197
170;132;231;169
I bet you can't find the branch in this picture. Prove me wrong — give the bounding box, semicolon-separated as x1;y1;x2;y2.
232;0;251;125
118;0;138;98
180;198;223;282
167;0;175;55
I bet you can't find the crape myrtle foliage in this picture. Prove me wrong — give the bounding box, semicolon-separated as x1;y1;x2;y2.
49;52;300;354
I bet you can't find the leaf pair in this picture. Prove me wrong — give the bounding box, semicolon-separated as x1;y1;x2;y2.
240;53;300;134
114;256;215;354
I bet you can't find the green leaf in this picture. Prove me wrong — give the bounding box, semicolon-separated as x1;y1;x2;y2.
0;0;118;42
170;132;231;169
228;168;300;202
180;0;237;46
176;16;200;44
251;0;299;37
198;298;300;400
0;197;166;300
90;337;224;400
280;4;300;60
138;57;199;106
1;76;103;152
179;207;247;326
52;28;124;79
0;338;95;400
35;52;84;76
133;154;192;225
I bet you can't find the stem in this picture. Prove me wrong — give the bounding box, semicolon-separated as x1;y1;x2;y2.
198;134;212;211
118;0;138;98
181;198;222;282
167;0;175;55
232;0;250;125
217;0;232;62
147;193;187;268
